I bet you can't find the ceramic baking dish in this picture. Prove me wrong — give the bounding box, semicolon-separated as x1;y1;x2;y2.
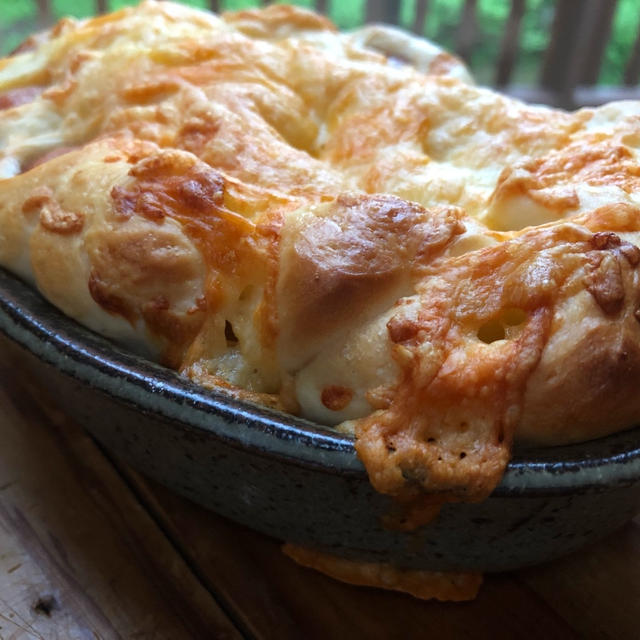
1;264;639;572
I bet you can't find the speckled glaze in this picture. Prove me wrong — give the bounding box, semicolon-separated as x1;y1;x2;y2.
1;266;639;572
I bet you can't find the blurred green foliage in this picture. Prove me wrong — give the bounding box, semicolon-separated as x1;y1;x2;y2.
1;0;637;86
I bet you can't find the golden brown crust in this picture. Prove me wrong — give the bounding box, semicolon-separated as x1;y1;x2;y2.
222;4;337;39
277;195;466;371
1;1;640;525
352;217;640;506
517;205;640;444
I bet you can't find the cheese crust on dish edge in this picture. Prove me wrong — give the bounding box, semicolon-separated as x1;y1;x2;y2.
1;1;640;599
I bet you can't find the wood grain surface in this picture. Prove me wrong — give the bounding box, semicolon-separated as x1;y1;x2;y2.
0;347;638;639
0;356;239;640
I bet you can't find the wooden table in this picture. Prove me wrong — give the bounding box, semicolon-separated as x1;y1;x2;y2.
0;349;638;640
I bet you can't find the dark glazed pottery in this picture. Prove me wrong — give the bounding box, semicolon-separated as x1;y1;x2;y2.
0;266;639;572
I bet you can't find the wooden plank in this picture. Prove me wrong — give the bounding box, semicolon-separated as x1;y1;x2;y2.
495;0;526;87
0;345;241;640
573;0;618;86
315;0;328;15
519;518;640;640
539;0;584;106
538;0;616;103
412;0;429;36
365;0;400;25
36;0;52;27
624;22;640;86
118;471;591;640
455;0;478;64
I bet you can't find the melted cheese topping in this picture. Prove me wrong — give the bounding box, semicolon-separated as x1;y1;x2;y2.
282;543;482;602
2;2;640;525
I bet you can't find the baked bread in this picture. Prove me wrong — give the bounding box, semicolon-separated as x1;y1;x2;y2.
1;1;640;517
